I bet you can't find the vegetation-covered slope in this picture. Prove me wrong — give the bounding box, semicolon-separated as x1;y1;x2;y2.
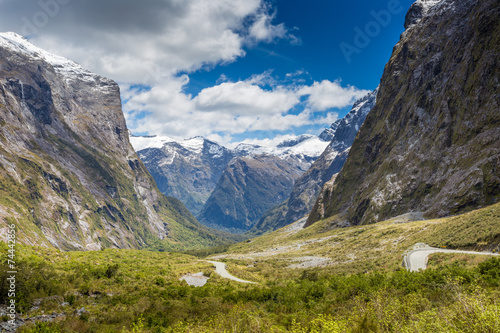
0;33;228;251
4;203;500;332
308;0;500;226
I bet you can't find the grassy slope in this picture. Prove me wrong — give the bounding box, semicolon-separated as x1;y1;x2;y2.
2;203;499;332
220;202;500;276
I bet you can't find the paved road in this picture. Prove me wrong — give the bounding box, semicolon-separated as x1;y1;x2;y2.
404;244;498;272
206;260;257;284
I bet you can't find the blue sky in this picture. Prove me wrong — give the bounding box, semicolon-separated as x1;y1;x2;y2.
0;0;415;147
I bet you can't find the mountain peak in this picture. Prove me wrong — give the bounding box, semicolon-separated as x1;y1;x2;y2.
0;32;113;87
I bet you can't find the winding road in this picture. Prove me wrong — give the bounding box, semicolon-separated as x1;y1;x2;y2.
206;260;257;284
404;244;498;272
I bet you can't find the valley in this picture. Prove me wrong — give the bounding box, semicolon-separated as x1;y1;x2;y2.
0;0;499;332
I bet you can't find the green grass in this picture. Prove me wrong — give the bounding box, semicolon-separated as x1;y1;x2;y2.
2;203;499;332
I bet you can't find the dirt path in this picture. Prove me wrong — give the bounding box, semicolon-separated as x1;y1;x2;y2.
404;244;498;272
206;261;257;284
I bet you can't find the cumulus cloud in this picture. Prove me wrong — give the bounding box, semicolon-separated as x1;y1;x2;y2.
0;0;368;145
249;11;287;42
0;0;290;83
123;73;366;144
195;81;299;114
298;80;370;111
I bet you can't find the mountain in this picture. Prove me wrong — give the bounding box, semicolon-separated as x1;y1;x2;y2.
197;154;309;233
307;0;500;227
131;132;330;215
130;136;235;214
0;32;230;250
251;88;378;234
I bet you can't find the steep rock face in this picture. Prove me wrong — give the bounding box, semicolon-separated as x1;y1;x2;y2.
197;154;308;233
252;89;377;234
0;33;218;250
132;136;235;214
307;0;500;226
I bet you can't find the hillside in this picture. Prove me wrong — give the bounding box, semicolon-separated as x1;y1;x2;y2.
5;203;500;332
0;32;229;251
307;0;500;226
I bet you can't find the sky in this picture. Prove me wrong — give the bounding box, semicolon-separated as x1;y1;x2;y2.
0;0;415;148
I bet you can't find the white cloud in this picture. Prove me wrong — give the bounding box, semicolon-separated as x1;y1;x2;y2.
249;11;287;42
0;0;291;83
0;0;368;145
298;80;370;111
123;73;365;145
195;80;298;114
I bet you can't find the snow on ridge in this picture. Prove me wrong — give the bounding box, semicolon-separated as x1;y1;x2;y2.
181;137;205;154
234;136;329;159
130;135;210;154
131;133;329;161
0;32;113;86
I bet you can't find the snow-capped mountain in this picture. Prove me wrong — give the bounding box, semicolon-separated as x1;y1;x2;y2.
130;135;235;214
0;32;113;89
129;132;330;215
319;87;378;152
131;133;330;165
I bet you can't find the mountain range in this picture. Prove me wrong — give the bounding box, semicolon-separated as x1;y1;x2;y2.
1;0;497;251
131;129;332;232
131;89;377;234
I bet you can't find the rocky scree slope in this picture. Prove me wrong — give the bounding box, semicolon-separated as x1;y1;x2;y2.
307;0;500;227
0;33;222;250
253;88;378;234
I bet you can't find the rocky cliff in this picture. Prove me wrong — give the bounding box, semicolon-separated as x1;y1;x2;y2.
307;0;500;226
0;33;225;250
